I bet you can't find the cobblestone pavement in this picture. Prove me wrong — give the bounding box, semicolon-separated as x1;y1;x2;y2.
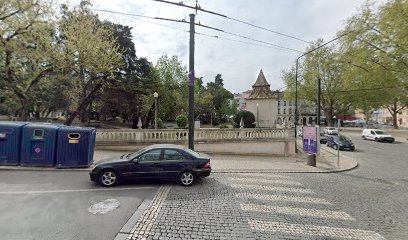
126;132;408;240
127;173;388;240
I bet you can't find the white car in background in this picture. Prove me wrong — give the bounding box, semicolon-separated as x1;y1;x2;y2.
325;127;338;135
362;129;395;143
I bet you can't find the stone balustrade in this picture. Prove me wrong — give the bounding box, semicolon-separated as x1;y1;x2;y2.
96;128;294;144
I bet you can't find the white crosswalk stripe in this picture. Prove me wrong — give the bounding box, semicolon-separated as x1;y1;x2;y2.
229;177;303;186
230;183;314;194
236;192;332;205
248;219;385;240
231;173;293;179
241;203;355;220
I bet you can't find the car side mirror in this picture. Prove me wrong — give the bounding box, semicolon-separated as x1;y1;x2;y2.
132;157;140;163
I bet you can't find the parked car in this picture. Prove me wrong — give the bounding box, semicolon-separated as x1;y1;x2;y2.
361;129;395;143
89;144;211;187
325;127;338;135
326;135;355;151
320;132;328;144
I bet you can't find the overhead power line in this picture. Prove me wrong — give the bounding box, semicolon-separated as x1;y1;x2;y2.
92;7;302;53
152;0;311;44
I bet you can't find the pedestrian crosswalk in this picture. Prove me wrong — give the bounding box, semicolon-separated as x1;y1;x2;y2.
229;174;386;240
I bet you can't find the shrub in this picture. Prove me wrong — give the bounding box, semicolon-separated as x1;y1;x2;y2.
233;110;255;128
212;115;221;126
176;114;188;128
157;118;164;129
220;123;229;129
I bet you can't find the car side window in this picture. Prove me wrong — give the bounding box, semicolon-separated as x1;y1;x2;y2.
139;149;162;162
371;131;375;135
164;149;186;161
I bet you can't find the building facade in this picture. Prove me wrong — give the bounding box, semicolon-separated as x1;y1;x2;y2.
245;70;278;128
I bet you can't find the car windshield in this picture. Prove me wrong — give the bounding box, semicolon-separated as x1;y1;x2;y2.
338;135;351;142
128;148;148;159
374;130;385;135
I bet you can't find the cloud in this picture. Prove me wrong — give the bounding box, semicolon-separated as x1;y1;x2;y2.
81;0;387;93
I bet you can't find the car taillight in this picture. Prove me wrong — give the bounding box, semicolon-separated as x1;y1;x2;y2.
202;160;211;168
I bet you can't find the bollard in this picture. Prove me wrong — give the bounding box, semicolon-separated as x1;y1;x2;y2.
306;153;316;167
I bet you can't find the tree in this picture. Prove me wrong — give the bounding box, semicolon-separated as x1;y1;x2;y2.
206;74;234;122
338;0;408;128
0;0;59;120
282;40;351;126
154;55;188;122
59;2;122;125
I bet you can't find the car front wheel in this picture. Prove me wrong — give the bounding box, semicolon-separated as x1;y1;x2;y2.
99;169;119;187
333;145;338;150
179;171;195;186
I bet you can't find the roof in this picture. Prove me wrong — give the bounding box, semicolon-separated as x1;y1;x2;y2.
145;144;187;150
246;69;274;99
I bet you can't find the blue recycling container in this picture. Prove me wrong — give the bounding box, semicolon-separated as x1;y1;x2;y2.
55;127;96;168
0;122;27;165
20;123;60;167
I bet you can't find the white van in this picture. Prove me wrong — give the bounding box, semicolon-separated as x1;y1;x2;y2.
361;129;395;143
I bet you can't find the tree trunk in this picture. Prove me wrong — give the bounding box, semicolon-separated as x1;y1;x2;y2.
144;102;155;128
65;81;104;126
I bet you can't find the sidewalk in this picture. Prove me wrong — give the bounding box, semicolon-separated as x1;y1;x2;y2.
95;143;357;173
0;143;357;173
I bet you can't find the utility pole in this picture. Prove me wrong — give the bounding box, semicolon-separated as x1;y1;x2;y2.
317;78;321;126
188;14;195;150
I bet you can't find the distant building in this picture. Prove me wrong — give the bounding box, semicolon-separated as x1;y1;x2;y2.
274;92;317;127
245;70;278;128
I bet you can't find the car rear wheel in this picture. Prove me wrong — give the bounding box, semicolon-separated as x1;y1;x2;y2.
179;171;195;186
99;169;119;187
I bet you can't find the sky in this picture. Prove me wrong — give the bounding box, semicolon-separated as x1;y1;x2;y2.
62;0;386;94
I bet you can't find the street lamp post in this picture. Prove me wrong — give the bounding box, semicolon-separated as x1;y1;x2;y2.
294;32;352;152
256;103;259;128
154;92;158;129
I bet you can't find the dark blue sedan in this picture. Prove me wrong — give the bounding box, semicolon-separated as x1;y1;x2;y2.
90;144;211;187
326;135;355;151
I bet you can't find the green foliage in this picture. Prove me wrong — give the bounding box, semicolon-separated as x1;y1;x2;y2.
157;118;164;129
220;123;229;129
233;110;255;128
212;115;220;126
176;114;188;128
154;55;188;121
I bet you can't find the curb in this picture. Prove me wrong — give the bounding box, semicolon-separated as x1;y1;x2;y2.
114;199;153;240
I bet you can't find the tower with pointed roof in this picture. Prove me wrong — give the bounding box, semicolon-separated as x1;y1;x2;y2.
245;69;278;127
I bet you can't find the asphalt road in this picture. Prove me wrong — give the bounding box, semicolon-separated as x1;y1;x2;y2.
299;131;408;239
121;131;408;240
0;171;159;240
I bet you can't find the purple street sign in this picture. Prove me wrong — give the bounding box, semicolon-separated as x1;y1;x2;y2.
188;70;195;86
303;126;318;154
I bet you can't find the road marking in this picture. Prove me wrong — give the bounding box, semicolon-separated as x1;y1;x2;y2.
230;183;314;194
0;186;155;195
236;193;332;205
229;177;303;186
88;198;120;215
231;173;293;179
241;203;354;220
248;219;385;240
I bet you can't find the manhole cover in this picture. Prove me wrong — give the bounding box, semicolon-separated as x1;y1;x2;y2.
88;198;120;215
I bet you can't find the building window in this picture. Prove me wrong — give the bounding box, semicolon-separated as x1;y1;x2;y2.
284;101;286;106
278;108;280;114
289;108;292;114
283;108;286;114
